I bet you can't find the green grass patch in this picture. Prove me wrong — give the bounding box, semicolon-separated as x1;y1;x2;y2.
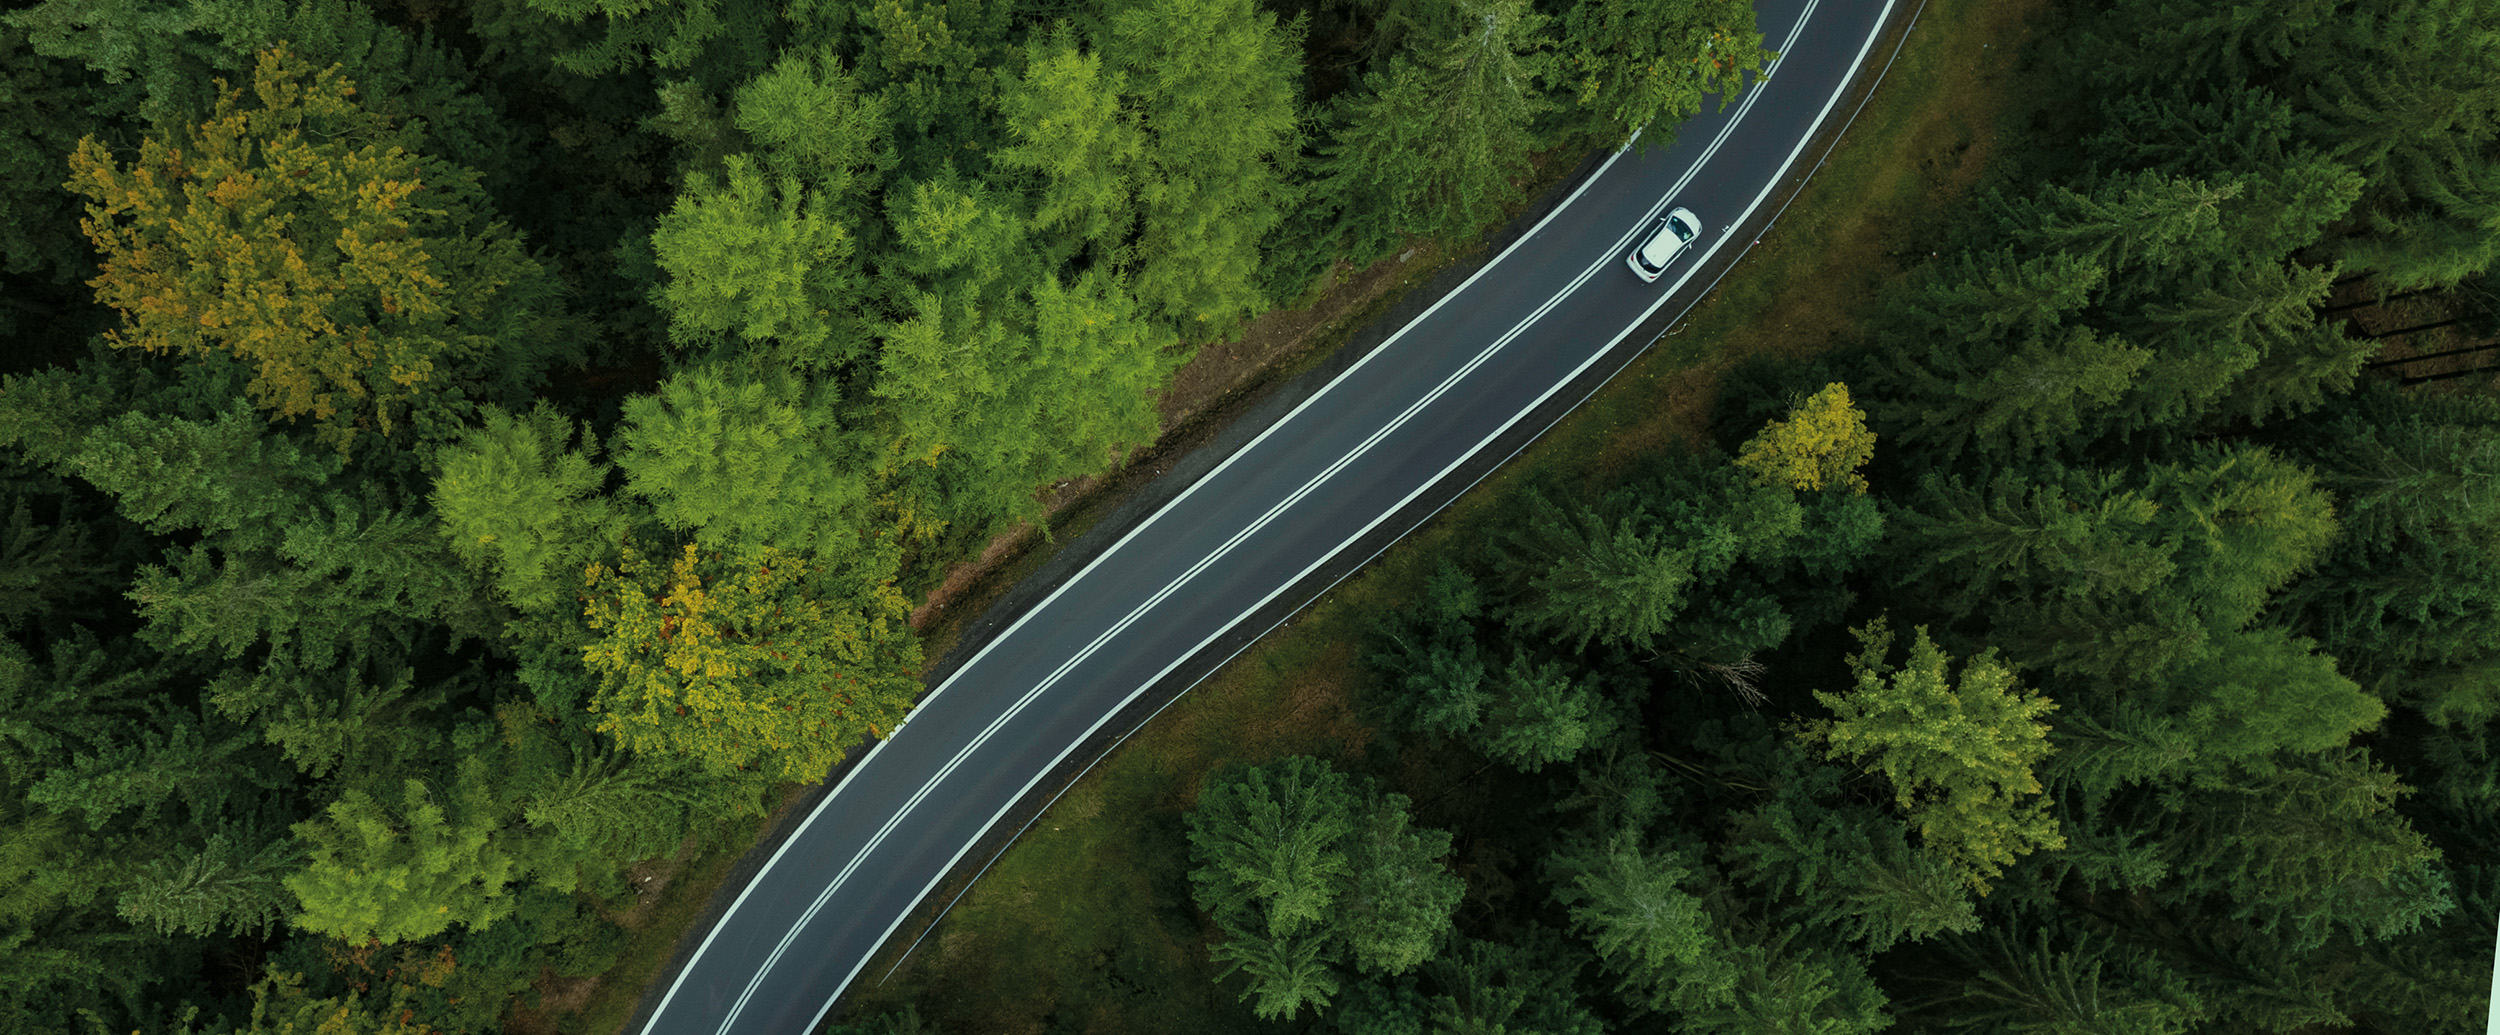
842;0;2053;1031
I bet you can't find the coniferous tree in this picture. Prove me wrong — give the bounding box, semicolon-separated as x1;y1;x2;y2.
1927;928;2205;1035
1095;0;1301;334
1338;793;1463;974
1321;0;1553;247
1554;0;1769;146
1723;736;1980;952
611;365;874;565
1187;756;1359;940
649;152;869;369
62;45;572;449
1544;828;1722;1011
579;537;917;781
432;402;626;614
1423;932;1605;1035
1800;619;2063;895
285;769;518;945
116;828;302;938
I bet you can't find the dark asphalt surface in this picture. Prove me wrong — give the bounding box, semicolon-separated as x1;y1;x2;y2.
637;1;1900;1031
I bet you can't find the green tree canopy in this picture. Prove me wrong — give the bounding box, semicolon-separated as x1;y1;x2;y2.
1555;0;1770;146
431;402;625;614
578;538;919;781
1321;0;1553;246
1801;620;2063;894
63;44;570;450
285;769;517;945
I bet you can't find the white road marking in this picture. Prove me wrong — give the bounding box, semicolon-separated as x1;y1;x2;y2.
642;0;1890;1030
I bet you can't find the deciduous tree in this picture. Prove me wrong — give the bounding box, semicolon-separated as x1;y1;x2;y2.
578;538;918;781
1733;381;1875;494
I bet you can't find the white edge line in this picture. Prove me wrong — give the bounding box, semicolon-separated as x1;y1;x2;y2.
640;68;1651;1035
799;0;1886;1023
668;0;1889;1028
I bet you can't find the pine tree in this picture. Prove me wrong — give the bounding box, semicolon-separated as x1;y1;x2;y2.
1423;933;1605;1035
285;770;518;944
1554;0;1769;146
1497;492;1697;652
1185;756;1358;939
1801;619;2063;894
116;828;302;938
0;788;150;1023
649;152;867;370
1337;793;1462;975
62;45;566;449
735;41;887;192
432;402;625;614
1474;652;1615;772
1321;0;1553;246
872;179;1178;531
1544;828;1721;1011
611;365;875;565
1208;925;1340;1021
1680;923;1892;1035
512;0;780;76
2149;746;2448;950
1928;928;2205;1035
1097;0;1300;333
1723;737;1979;952
66;404;339;552
993;34;1142;252
1884;467;2172;621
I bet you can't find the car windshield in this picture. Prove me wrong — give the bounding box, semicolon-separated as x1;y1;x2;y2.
1669;217;1693;241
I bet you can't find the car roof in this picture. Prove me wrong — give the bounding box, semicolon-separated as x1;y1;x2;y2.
1640;217;1688;266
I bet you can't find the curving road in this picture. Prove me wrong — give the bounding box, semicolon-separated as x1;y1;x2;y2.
636;0;1903;1031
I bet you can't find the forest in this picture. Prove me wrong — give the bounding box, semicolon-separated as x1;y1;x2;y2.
0;0;2492;1031
1170;0;2500;1032
0;0;1765;1029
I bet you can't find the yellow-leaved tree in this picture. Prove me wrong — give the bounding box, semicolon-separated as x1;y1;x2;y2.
1735;381;1877;493
63;44;563;449
1799;618;2064;894
579;539;921;781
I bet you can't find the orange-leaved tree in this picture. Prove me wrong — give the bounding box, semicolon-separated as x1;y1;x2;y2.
63;44;561;449
579;538;921;781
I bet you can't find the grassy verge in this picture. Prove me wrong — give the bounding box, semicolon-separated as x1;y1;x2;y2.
839;0;2051;1030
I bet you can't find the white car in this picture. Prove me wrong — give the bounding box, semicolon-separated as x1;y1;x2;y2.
1626;207;1702;283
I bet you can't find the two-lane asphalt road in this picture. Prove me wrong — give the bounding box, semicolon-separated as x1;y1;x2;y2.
638;1;1902;1030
